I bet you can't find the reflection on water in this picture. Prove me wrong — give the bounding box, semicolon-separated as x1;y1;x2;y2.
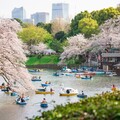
0;69;120;120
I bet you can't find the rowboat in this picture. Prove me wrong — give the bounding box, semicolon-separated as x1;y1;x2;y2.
59;87;78;96
81;77;92;80
16;100;27;105
60;93;77;96
77;94;87;98
41;83;50;87
11;92;17;96
31;79;41;81
40;103;48;108
35;91;54;94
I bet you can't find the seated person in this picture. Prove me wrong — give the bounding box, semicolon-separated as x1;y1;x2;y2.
112;84;117;91
6;83;11;92
17;93;25;102
50;88;53;92
45;81;48;84
42;98;47;103
1;82;5;88
81;91;84;95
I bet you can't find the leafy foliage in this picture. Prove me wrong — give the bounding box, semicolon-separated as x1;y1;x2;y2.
33;91;120;120
78;18;99;38
18;25;53;45
37;22;52;33
49;40;64;53
69;7;120;37
55;31;66;42
91;7;120;25
69;11;92;36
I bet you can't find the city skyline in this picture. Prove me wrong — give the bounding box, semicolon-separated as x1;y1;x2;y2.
0;0;119;19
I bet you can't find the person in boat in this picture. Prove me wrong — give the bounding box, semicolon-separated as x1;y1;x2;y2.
66;89;70;94
81;91;84;95
39;76;41;79
6;83;11;92
21;93;25;102
90;75;92;79
50;88;53;92
42;98;47;103
45;81;48;84
112;84;117;91
1;82;5;88
85;75;88;78
17;93;25;102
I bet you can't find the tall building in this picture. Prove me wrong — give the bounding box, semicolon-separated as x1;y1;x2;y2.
23;19;34;24
31;12;49;25
52;3;69;20
12;7;26;21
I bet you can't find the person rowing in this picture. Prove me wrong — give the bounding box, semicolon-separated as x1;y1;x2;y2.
17;93;25;102
41;98;47;103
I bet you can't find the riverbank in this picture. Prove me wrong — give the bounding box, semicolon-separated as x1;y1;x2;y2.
26;55;60;66
26;55;81;69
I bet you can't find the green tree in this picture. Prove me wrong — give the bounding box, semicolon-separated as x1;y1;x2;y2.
49;40;63;53
78;18;99;38
91;7;120;25
55;31;66;42
69;11;91;36
14;18;23;26
37;22;52;33
18;25;53;45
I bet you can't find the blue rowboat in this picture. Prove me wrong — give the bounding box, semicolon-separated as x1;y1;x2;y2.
94;71;105;75
1;89;8;92
77;94;87;98
41;83;50;87
53;72;59;76
40;103;48;108
31;79;41;82
11;92;17;96
81;77;92;80
38;88;46;92
24;96;30;101
16;100;27;105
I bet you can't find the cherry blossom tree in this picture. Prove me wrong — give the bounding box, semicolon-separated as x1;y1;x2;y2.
0;19;35;92
90;16;120;52
59;34;90;64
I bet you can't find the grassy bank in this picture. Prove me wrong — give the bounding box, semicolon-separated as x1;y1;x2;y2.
33;91;120;120
26;55;60;65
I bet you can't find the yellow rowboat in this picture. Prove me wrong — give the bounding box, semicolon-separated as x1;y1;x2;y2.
4;91;12;94
59;93;77;96
35;91;54;94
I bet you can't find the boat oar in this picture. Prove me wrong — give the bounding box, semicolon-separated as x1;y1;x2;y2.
32;100;56;106
32;102;40;106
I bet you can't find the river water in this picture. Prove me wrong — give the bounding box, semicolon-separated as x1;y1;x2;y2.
0;69;120;120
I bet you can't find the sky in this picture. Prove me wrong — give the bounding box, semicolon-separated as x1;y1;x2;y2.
0;0;120;20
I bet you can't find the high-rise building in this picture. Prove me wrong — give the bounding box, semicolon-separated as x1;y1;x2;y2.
31;12;49;25
12;7;26;21
23;19;34;24
52;3;69;20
